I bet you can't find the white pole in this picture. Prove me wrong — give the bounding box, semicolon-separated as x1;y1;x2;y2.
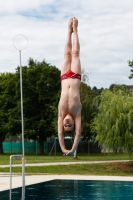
19;50;25;199
10;156;12;200
13;34;28;200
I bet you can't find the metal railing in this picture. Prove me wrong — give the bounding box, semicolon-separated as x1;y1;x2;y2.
10;155;22;199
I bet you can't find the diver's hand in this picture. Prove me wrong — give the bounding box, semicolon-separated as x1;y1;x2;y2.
63;149;69;156
65;150;74;156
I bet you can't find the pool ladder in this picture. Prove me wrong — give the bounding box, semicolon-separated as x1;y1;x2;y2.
10;155;22;199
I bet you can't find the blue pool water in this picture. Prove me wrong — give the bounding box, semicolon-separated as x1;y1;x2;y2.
0;179;133;200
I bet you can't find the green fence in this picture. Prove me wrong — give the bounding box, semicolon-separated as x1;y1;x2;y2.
3;142;48;153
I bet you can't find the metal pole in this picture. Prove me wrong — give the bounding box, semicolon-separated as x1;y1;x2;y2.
10;156;12;200
55;138;56;159
13;34;28;200
10;155;22;200
88;141;90;156
19;50;25;198
48;142;55;157
36;139;37;158
17;140;18;155
11;135;12;153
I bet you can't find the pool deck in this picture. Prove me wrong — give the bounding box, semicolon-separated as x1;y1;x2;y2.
1;174;133;192
0;159;130;168
0;160;133;192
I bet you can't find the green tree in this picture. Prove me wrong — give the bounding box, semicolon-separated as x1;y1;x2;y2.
0;59;60;155
91;88;133;159
109;84;128;92
92;86;104;96
128;60;133;79
80;82;95;140
14;58;60;154
0;73;17;154
0;111;8;154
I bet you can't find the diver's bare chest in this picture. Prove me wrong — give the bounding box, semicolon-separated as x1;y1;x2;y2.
59;100;80;115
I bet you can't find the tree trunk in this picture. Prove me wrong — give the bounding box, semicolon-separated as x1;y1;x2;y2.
38;139;44;155
0;140;4;154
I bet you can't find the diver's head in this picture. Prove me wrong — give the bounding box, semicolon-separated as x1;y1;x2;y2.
63;114;75;132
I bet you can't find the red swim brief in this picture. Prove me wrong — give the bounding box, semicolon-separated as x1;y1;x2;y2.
60;70;81;81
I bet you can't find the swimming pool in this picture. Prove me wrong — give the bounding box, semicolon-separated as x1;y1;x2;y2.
0;179;133;199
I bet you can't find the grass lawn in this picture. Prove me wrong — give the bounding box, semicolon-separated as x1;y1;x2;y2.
0;153;133;176
0;153;131;165
0;162;133;176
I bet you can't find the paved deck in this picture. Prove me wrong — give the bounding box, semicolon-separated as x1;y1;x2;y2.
0;160;130;168
0;174;133;191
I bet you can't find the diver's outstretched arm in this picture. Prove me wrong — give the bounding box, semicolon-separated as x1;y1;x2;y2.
66;116;81;155
58;115;69;155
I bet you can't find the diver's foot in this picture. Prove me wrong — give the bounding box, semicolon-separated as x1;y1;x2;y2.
68;18;73;33
73;17;78;32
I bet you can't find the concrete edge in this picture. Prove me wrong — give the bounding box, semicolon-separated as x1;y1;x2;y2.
0;174;133;192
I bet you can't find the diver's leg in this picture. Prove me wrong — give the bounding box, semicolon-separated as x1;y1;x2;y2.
61;18;73;75
71;17;81;74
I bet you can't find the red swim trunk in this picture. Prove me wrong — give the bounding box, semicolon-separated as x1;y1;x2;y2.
60;70;81;81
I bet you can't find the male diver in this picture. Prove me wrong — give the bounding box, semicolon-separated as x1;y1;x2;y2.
58;17;82;155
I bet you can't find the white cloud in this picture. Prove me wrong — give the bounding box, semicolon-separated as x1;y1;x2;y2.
0;0;133;88
0;0;54;13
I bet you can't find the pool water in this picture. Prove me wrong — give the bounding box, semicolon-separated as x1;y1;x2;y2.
0;179;133;200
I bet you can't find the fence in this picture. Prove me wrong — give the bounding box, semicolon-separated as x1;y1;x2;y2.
3;141;101;154
3;142;48;153
48;141;101;153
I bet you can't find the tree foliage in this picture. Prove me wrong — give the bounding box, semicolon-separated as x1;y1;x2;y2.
109;84;129;92
0;73;17;154
91;88;133;158
80;82;95;140
128;60;133;79
0;58;60;154
92;86;104;96
19;59;60;154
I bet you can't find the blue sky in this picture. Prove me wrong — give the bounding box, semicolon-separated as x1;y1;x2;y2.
0;0;133;88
